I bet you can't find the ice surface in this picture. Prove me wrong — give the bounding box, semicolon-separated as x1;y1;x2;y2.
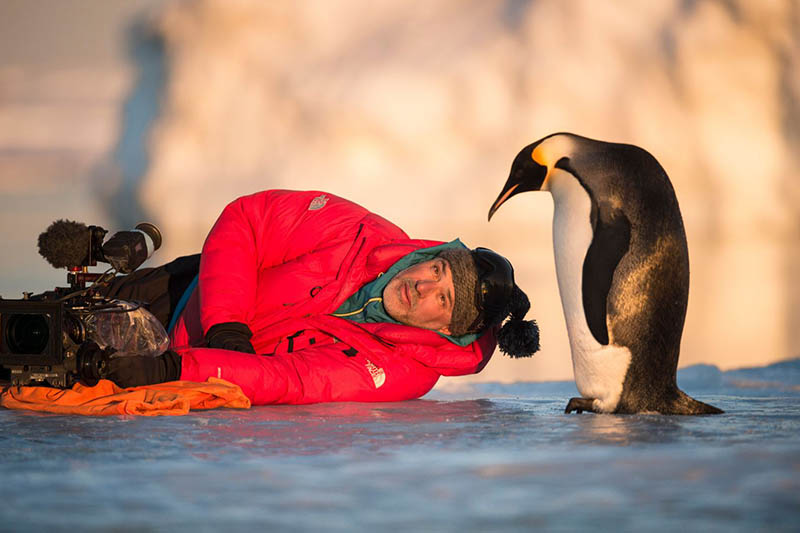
2;361;799;532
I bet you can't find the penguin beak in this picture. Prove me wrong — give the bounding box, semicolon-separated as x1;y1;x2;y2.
488;145;548;221
488;182;521;221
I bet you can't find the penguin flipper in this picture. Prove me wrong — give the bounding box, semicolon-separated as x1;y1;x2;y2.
565;397;598;414
582;208;631;345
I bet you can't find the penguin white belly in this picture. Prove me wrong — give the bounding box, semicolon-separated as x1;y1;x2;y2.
546;169;631;413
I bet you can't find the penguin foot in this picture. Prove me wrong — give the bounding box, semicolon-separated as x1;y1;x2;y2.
565;397;597;414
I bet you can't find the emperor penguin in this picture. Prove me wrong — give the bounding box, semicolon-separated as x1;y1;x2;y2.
489;132;722;415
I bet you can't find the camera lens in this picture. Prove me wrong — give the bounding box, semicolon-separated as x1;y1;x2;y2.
6;314;50;354
64;314;85;345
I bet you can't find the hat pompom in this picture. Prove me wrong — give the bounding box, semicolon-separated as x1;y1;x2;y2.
497;318;540;358
496;284;540;358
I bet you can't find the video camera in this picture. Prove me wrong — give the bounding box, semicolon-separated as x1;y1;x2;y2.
0;220;164;388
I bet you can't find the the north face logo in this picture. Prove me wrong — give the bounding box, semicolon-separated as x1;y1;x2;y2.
365;359;386;388
308;194;329;210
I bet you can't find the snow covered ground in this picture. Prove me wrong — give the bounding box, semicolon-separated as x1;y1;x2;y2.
1;360;798;532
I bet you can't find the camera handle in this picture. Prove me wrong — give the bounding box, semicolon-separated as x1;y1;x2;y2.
67;267;105;290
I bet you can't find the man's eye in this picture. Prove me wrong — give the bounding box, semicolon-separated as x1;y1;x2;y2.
439;294;446;306
433;264;440;276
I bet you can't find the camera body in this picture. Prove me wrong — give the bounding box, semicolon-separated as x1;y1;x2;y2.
0;220;163;388
0;294;106;387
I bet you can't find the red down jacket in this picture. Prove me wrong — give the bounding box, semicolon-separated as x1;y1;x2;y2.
170;190;497;404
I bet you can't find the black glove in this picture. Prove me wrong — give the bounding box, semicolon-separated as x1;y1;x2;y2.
205;322;256;353
102;350;182;388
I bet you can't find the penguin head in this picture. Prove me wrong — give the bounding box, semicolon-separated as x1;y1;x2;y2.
488;133;580;220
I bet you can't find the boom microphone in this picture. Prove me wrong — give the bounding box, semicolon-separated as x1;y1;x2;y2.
37;219;162;273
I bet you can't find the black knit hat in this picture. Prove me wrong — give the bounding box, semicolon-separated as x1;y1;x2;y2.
438;248;540;358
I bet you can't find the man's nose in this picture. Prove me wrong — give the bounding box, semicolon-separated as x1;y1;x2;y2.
415;279;438;297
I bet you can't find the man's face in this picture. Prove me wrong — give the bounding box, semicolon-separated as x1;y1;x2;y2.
383;257;455;334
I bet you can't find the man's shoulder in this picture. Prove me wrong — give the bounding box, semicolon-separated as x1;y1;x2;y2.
244;190;407;235
237;189;366;214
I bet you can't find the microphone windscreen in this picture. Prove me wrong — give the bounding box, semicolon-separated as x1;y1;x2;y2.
38;219;89;268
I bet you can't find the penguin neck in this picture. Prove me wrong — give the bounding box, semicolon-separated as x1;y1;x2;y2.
546;169;602;355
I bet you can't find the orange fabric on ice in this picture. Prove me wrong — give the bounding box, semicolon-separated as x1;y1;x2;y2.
0;378;251;416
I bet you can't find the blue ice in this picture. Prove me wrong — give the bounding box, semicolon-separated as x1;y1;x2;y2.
1;360;798;532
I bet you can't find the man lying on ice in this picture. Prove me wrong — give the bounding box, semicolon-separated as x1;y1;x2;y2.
92;189;540;404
